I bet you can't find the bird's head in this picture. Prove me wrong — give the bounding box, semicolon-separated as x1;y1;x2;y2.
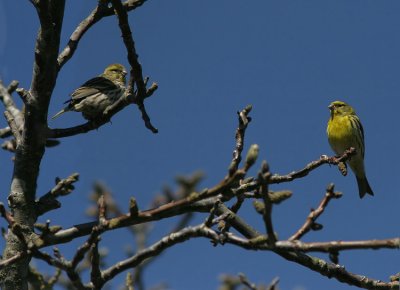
328;100;355;119
103;63;127;85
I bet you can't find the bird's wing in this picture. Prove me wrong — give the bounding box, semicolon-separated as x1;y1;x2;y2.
351;115;365;157
358;118;365;144
358;118;365;157
67;77;119;104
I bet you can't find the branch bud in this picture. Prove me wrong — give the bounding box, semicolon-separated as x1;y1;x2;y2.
269;190;292;204
311;222;323;231
129;197;139;217
329;251;339;264
244;144;259;170
253;200;265;214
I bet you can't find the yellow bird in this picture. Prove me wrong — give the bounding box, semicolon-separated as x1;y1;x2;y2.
327;101;374;198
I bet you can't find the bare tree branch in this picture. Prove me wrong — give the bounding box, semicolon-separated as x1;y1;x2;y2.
0;127;12;138
270;147;356;184
3;111;20;144
36;146;355;249
99;224;219;287
212;200;399;290
57;0;149;68
0;80;23;128
36;173;80;216
229;105;252;176
111;0;158;133
6;81;19;95
89;238;101;289
289;183;342;241
274;238;400;252
217;233;400;253
257;162;276;243
32;249;88;290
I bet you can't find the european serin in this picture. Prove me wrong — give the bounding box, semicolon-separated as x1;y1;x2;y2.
52;63;127;120
327;100;374;198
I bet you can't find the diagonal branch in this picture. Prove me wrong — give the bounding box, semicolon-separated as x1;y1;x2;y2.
111;0;146;96
4;111;21;144
270;147;356;184
258;161;276;243
36;173;80;216
0;80;24;129
58;0;149;69
289;183;342;241
228;105;252;176
0;127;12;138
111;0;158;133
32;249;88;290
213;202;399;290
99;224;219;287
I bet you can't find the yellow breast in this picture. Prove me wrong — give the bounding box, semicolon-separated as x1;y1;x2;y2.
327;115;354;155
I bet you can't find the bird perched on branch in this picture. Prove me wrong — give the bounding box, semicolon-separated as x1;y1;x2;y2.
327;100;374;198
51;63;127;120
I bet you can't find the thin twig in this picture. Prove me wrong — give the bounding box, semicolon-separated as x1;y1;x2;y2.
32;249;88;290
228;105;252;176
289;184;341;241
238;273;257;290
57;0;149;68
36;173;80;216
16;87;32;105
111;0;158;133
4;111;21;143
0;80;23;126
270;148;356;184
99;224;219;287
90;238;101;288
7;80;19;94
97;195;107;226
258;161;276;243
0;127;12;138
267;277;280;290
71;229;102;269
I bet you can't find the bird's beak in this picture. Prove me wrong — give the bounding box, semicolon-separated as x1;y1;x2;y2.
122;71;128;76
328;104;335;119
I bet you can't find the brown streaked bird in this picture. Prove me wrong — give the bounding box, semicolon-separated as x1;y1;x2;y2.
52;63;127;120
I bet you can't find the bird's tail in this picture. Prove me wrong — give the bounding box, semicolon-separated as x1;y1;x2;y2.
356;176;374;199
51;108;68;120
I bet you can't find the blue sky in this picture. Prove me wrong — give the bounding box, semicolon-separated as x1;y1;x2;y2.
0;1;399;289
